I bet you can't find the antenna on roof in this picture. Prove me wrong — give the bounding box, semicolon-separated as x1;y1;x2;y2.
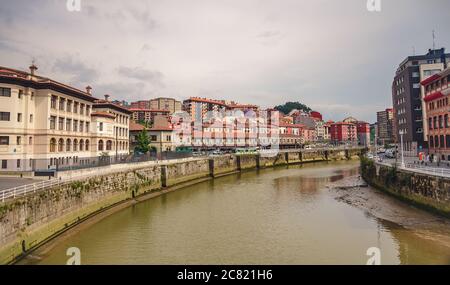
432;30;436;50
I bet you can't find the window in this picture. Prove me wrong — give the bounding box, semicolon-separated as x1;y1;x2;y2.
17;159;20;168
79;139;84;151
50;138;56;152
74;102;79;113
66;119;72;131
58;138;64;152
79;121;84;132
17;113;22;122
58;117;64;130
73;139;78;151
440;135;445;149
51;95;57;109
67;100;72;112
166;135;171;142
446;135;450;149
66;139;71;152
59;98;65;111
412;72;419;78
73;120;78;132
151;135;157;141
85;140;89;151
16;136;21;145
29;114;33;123
106;140;112;151
1;160;7;169
435;136;439;148
99;122;103;131
29;136;32;145
0;112;10;121
85;122;90;133
98;140;104;151
439;115;444;129
0;87;11;97
80;104;85;115
413;83;420;89
445;115;449;128
50;116;56;129
0;136;9;145
86;105;90;116
18;90;23;99
429;118;433;130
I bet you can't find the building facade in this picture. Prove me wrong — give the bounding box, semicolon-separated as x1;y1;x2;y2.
421;67;450;160
330;122;357;143
0;65;130;173
376;108;394;145
392;48;450;156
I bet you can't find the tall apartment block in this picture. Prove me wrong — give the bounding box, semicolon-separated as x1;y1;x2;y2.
392;48;450;155
376;108;394;145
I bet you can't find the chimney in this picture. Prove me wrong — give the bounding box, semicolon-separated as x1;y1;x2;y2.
85;86;92;95
104;94;110;101
29;63;38;76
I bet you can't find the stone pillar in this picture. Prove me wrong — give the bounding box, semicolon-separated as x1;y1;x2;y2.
161;165;168;187
209;158;215;177
236;155;242;171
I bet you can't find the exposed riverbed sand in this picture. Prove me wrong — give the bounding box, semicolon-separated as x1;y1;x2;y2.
327;176;450;251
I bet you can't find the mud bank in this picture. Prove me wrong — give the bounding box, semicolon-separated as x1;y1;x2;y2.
327;176;450;251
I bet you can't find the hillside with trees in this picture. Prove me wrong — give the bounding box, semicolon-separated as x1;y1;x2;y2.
274;101;312;115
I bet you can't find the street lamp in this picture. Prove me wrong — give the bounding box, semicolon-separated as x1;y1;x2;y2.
399;130;405;168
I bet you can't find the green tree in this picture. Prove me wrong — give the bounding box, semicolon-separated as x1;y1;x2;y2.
135;125;151;154
274;101;311;115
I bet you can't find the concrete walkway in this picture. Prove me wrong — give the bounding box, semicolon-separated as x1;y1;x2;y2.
0;177;38;191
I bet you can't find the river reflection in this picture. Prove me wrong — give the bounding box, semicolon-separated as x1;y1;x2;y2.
25;160;450;265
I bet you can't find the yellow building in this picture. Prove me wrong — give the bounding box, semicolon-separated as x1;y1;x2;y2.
0;65;130;174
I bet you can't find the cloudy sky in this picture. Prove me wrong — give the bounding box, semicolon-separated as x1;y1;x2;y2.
1;0;449;122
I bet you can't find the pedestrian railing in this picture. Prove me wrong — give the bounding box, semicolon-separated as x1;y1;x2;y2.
1;179;63;203
404;163;450;177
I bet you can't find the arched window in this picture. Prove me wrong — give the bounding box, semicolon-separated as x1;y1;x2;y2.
66;139;71;152
98;140;104;151
50;138;56;152
85;140;89;151
435;136;439;148
73;139;78;151
58;138;64;152
79;139;84;151
106;140;112;150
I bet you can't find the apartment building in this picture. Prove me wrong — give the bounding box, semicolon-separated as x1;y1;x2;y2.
421;67;450;160
330;122;357;143
376;108;394;145
392;48;450;155
129;108;170;125
91;95;132;158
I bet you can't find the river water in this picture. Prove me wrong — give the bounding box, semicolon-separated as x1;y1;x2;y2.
25;161;450;265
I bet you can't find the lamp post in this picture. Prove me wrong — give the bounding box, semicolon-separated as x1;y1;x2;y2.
399;130;405;168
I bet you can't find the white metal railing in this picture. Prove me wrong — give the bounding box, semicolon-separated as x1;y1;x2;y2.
1;179;63;203
404;163;450;177
373;160;450;178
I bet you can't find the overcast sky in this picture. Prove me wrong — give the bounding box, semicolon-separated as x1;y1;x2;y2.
1;0;449;122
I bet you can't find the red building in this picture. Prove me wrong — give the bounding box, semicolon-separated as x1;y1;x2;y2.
330;122;357;143
356;121;370;146
310;111;323;121
421;67;450;161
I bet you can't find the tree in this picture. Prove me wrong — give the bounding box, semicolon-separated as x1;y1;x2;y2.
274;101;311;115
134;126;150;154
